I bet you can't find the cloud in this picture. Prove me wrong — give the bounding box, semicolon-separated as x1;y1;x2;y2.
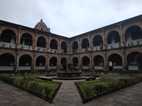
0;0;142;37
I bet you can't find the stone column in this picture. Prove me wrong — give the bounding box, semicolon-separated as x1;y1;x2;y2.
90;53;95;75
57;55;61;72
104;30;108;71
15;28;21;72
78;39;81;52
58;40;61;53
45;53;48;73
32;32;36;72
78;55;82;72
15;52;19;73
121;24;127;70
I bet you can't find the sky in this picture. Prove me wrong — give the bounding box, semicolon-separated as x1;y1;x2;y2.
0;0;142;37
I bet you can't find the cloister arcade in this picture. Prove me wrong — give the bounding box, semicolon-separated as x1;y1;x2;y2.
0;15;142;73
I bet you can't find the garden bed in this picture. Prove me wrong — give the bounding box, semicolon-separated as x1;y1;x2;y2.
0;73;61;103
75;73;142;103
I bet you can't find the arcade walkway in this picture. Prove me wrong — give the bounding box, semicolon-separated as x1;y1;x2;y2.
0;80;142;106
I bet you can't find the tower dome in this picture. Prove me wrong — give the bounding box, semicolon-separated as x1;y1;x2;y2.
34;19;50;32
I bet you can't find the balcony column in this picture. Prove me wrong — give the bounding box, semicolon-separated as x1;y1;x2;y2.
121;25;127;70
78;39;81;52
47;38;50;52
103;30;107;50
32;33;36;50
57;40;60;53
16;29;21;49
32;33;36;72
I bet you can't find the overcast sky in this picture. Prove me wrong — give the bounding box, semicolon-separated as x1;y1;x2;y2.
0;0;142;37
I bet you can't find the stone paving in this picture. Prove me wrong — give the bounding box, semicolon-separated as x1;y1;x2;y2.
53;80;82;106
0;80;142;106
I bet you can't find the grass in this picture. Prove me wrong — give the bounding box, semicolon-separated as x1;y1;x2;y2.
76;73;142;103
0;73;61;103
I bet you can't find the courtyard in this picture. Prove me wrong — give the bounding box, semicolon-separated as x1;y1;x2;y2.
0;79;142;106
0;73;142;106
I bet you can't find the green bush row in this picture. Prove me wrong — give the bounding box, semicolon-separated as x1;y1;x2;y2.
77;73;142;103
0;74;60;102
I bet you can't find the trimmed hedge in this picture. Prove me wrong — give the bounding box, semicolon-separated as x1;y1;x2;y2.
0;74;61;103
76;73;142;103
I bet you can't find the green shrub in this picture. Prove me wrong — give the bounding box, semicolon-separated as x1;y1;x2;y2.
0;74;15;84
77;73;142;102
0;74;61;102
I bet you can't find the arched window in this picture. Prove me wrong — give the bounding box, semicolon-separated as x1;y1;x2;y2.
81;38;89;49
82;56;90;66
93;55;104;66
20;33;32;46
0;29;16;43
72;57;78;67
19;55;32;66
36;56;46;66
108;54;122;66
37;36;46;48
127;52;142;67
107;31;120;44
93;35;103;47
72;41;78;51
0;53;15;66
49;57;57;66
125;25;142;41
61;41;67;53
61;58;67;70
50;39;58;49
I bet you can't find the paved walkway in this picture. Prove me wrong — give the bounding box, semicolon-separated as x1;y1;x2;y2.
0;80;142;106
53;80;82;106
0;81;50;106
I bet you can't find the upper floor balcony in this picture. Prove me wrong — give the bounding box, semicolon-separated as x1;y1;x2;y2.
18;44;32;50
126;39;142;47
35;47;46;52
93;46;103;51
0;42;16;48
107;42;120;49
0;29;16;49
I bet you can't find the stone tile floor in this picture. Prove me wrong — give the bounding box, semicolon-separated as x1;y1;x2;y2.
0;80;142;106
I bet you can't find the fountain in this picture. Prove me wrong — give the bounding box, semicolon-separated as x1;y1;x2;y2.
57;64;82;79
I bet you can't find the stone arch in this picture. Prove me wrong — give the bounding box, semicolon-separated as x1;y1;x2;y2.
19;54;32;66
20;33;33;46
50;39;58;49
127;52;142;70
36;56;46;66
81;38;89;49
37;36;46;48
125;25;142;41
61;57;67;70
107;31;120;44
0;29;16;43
72;57;78;67
82;56;90;66
93;35;103;47
0;53;15;66
49;57;57;66
93;55;104;66
108;54;122;66
61;41;67;53
72;41;78;51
